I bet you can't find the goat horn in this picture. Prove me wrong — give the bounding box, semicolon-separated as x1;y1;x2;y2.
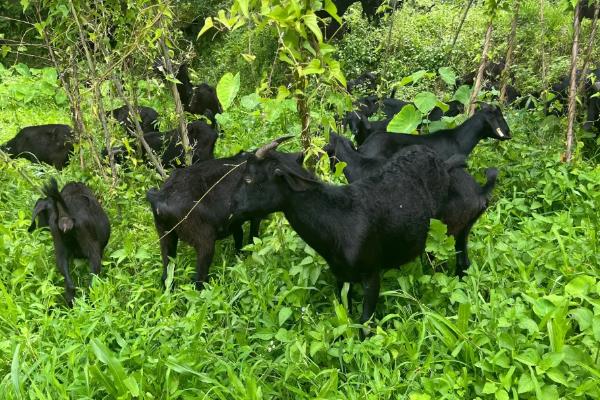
255;135;294;159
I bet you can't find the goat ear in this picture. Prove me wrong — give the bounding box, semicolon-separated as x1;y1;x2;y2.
294;153;305;165
275;168;314;192
28;199;48;232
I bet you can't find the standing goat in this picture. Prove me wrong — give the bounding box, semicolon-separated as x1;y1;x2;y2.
325;132;498;276
146;152;272;289
358;104;511;160
28;179;111;307
231;138;464;331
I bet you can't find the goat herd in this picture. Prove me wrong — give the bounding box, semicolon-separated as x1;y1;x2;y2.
6;55;600;336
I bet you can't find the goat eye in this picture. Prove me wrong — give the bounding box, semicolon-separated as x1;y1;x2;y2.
244;177;252;184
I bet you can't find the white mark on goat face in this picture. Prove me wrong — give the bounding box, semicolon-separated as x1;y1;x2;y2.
496;127;505;138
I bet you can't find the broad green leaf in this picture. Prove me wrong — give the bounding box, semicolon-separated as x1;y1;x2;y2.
279;307;293;326
495;389;509;400
217;72;240;111
593;315;600;341
482;381;498;394
198;17;214;38
570;307;593;331
303;14;322;43
300;59;325;76
438;67;456;86
409;394;431;400
515;348;540;366
453;85;472;105
414;92;438;114
518;373;534;394
324;0;342;23
565;275;596;297
387;104;422;133
236;0;249;18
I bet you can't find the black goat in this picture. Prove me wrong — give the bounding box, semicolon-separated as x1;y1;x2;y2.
176;64;222;124
580;0;599;20
146;150;298;289
28;179;110;307
1;124;73;170
107;119;218;168
347;72;379;93
351;99;465;145
358;104;511;160
325;132;498;276
107;105;159;135
231;138;463;330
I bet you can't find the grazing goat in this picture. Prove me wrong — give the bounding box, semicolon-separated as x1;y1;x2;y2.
28;179;110;307
1;124;73;170
107;105;159;135
325;132;498;276
107;119;218;168
231;138;463;331
358;104;511;160
146;151;283;289
347;72;379;93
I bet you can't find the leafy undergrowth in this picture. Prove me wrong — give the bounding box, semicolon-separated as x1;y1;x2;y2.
1;69;600;399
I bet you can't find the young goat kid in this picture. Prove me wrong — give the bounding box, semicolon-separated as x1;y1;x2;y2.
358;103;511;160
29;179;110;307
231;138;464;332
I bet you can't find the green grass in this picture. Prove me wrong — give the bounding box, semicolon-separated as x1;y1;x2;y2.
1;1;600;398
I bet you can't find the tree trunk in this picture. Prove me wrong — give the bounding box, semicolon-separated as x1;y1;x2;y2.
449;0;475;62
540;0;548;103
158;25;192;166
468;22;494;115
111;75;168;179
500;0;520;103
35;5;105;176
577;2;599;94
68;0;118;184
565;3;582;162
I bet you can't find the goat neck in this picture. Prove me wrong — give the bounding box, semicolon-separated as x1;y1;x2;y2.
452;112;488;156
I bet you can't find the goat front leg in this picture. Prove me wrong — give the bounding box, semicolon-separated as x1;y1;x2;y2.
159;232;178;288
454;220;476;278
360;273;380;339
193;234;215;290
53;239;75;307
249;218;261;242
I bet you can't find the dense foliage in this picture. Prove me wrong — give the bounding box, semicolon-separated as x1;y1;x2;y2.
1;0;600;398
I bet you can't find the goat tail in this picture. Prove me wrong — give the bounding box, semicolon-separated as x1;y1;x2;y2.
146;188;163;215
43;178;64;205
43;178;74;232
444;154;467;171
481;168;499;197
389;87;397;99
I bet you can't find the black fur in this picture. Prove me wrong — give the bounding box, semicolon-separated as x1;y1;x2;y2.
358;104;511;160
325;132;498;276
1;124;73;170
107;105;159;135
28;179;110;307
231;145;460;330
